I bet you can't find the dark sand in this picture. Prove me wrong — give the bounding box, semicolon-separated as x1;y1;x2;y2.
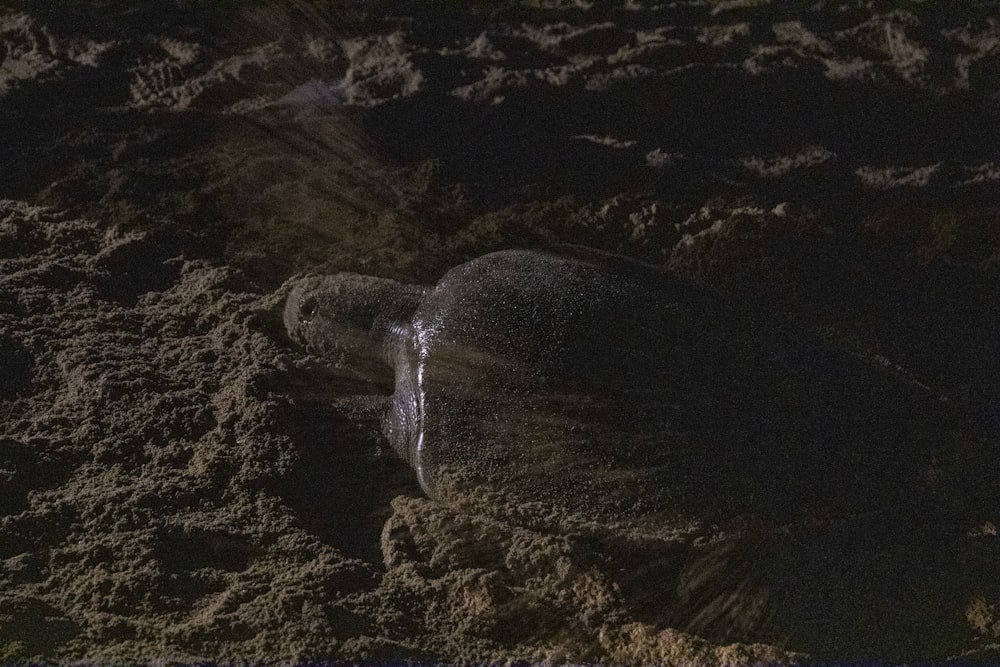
1;1;999;664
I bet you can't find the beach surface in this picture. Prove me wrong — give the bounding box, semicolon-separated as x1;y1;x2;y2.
1;1;999;663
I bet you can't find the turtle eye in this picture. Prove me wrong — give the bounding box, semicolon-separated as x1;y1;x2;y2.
299;296;319;323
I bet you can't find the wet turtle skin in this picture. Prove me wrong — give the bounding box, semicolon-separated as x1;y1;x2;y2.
284;247;956;533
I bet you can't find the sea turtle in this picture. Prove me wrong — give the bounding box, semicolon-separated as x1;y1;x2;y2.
283;247;951;533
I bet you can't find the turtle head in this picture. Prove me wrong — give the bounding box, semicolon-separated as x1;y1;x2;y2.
284;273;423;385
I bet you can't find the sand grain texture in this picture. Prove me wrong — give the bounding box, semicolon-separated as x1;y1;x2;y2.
1;1;999;664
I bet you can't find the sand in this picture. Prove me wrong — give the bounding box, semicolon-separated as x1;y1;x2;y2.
1;1;999;664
